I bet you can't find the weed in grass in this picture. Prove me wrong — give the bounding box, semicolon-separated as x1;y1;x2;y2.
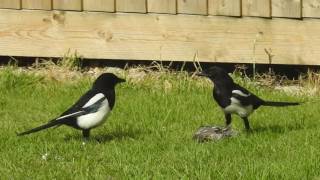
298;69;320;96
59;50;83;71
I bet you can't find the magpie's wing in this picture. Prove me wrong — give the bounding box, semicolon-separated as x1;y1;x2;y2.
232;84;264;107
55;111;86;120
58;90;107;119
60;90;99;116
55;97;107;120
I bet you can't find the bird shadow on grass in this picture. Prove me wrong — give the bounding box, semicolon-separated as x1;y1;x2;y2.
64;129;141;143
94;130;141;143
252;124;305;134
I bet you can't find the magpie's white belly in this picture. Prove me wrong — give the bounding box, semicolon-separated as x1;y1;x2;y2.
223;97;253;117
77;99;110;129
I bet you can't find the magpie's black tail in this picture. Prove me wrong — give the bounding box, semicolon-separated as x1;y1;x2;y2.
17;119;62;136
263;101;300;107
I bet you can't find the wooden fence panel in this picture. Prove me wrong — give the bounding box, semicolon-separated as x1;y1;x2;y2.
242;0;271;17
148;0;176;14
22;0;52;10
116;0;147;13
53;0;82;11
0;0;20;9
2;10;320;65
177;0;207;15
272;0;302;18
209;0;241;16
83;0;115;12
303;0;320;18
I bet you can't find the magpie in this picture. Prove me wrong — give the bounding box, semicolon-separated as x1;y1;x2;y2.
197;66;300;130
17;73;125;139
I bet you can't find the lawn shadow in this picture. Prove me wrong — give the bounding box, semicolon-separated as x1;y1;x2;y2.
94;130;141;143
64;129;141;143
252;124;305;134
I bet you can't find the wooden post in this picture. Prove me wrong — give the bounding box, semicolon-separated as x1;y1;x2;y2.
303;0;320;18
177;0;207;15
242;0;271;17
53;0;82;11
0;0;21;9
209;0;241;17
116;0;147;13
83;0;115;12
272;0;302;18
148;0;176;14
22;0;52;10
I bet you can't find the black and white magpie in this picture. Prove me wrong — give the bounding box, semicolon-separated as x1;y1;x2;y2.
17;73;125;139
197;66;300;130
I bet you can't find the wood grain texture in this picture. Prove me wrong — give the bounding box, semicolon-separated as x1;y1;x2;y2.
209;0;241;16
303;0;320;18
272;0;302;18
0;0;20;9
53;0;82;11
22;0;52;10
242;0;271;17
148;0;176;14
116;0;147;13
1;9;320;65
83;0;115;12
177;0;207;15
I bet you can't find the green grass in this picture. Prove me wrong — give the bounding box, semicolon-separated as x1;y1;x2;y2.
0;67;319;179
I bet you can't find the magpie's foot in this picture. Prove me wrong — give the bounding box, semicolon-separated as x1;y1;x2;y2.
245;128;253;134
82;137;90;144
223;125;232;131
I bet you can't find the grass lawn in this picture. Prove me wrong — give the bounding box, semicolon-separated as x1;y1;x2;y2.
0;67;319;179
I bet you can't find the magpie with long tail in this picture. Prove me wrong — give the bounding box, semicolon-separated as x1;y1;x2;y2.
17;73;125;139
197;66;300;130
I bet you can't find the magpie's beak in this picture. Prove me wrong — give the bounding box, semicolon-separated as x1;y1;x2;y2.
196;72;208;77
118;78;126;83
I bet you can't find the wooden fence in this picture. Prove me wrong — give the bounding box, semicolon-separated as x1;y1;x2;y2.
2;0;320;18
0;0;320;65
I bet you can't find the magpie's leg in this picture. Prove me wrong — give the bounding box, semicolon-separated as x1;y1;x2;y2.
225;113;232;129
82;129;90;141
241;117;251;130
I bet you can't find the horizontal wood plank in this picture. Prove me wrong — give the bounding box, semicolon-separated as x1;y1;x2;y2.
0;9;320;65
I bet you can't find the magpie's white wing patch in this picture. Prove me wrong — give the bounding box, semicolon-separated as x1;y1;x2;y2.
232;90;250;97
77;92;111;129
83;93;105;108
224;97;253;117
77;98;110;129
56;111;85;120
55;93;106;121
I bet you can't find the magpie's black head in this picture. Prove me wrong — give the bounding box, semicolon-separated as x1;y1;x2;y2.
197;66;233;83
93;73;125;90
